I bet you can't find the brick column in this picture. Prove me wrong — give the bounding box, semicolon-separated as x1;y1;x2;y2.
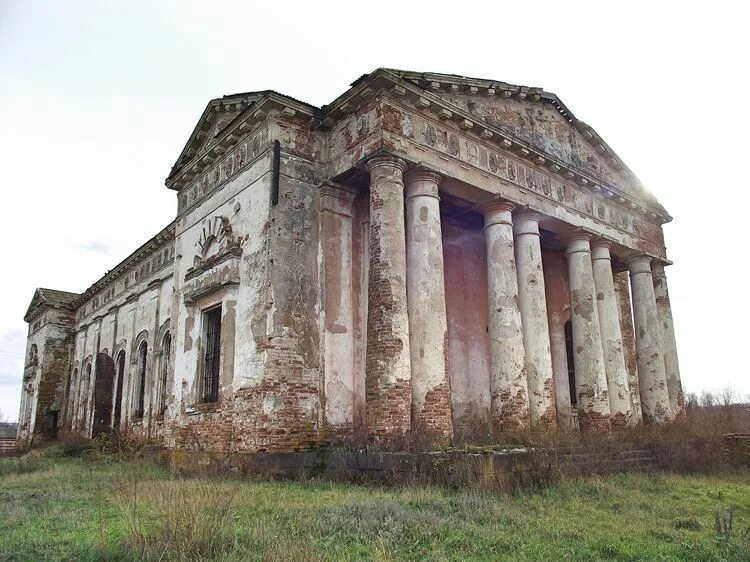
514;210;556;428
481;201;528;432
404;170;452;441
652;262;684;417
319;181;357;432
591;240;632;427
566;233;611;432
626;255;672;423
365;156;412;444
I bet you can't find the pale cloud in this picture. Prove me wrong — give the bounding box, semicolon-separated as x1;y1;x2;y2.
0;0;747;419
78;241;110;254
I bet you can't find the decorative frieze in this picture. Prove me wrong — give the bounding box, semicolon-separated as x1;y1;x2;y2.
382;102;665;248
177;126;269;214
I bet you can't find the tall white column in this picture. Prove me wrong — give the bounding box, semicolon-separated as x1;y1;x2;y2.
566;232;611;432
514;210;556;428
652;262;684;417
626;254;672;423
591;240;633;427
319;182;357;431
405;170;452;440
365;156;411;443
481;201;529;432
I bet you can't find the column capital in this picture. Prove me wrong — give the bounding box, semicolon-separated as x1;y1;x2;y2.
590;238;613;262
365;155;407;174
562;228;593;242
318;180;358;202
625;254;653;275
650;259;673;277
404;168;442;186
513;209;542;236
319;181;357;216
480;199;515;228
404;168;441;200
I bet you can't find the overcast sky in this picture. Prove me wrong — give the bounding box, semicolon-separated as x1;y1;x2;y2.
1;0;747;421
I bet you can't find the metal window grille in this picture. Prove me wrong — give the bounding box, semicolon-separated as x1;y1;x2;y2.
203;308;222;403
159;334;170;415
136;343;147;418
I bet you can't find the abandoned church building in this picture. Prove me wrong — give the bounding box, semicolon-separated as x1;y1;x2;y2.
17;69;684;452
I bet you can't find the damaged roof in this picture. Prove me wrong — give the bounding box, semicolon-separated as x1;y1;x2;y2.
24;288;80;322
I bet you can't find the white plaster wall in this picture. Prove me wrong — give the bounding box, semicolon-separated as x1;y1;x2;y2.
172;152;273;413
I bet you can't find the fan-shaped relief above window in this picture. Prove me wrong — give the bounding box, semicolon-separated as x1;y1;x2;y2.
184;215;244;302
188;216;243;274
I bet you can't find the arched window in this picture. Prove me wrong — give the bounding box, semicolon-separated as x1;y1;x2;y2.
67;367;78;423
159;332;171;416
29;344;38;365
135;342;148;419
113;351;126;428
80;363;92;428
565;321;577;407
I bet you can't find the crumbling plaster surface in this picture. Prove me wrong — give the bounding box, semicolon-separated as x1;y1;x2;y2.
20;70;680;453
542;249;574;430
439;94;633;191
442;217;491;438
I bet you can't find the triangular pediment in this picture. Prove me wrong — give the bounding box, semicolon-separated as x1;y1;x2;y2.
439;92;632;189
381;69;663;211
168;93;264;180
24;288;79;322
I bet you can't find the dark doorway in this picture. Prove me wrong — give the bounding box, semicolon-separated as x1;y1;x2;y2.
92;352;115;437
565;321;577;407
46;410;58;439
113;351;125;429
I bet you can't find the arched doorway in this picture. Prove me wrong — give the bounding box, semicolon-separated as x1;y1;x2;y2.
565;320;577;408
92;352;115;437
113;351;126;429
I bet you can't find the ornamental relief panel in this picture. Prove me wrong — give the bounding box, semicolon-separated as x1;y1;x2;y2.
178;126;268;214
392;103;660;241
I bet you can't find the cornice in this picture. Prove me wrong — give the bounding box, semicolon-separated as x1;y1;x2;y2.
383;78;669;224
318;69;670;224
167;92;321;191
71;223;175;313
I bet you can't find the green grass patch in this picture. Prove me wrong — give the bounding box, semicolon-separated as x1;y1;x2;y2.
1;453;750;560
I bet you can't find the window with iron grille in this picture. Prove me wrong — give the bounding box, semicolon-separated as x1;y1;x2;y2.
135;342;147;418
159;333;170;415
202;307;222;403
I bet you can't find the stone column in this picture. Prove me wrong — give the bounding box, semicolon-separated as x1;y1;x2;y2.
591;241;632;427
626;255;672;423
365;156;412;443
566;233;611;432
513;211;556;427
404;170;452;440
319;181;357;432
652;262;684;417
481;202;528;432
614;270;642;423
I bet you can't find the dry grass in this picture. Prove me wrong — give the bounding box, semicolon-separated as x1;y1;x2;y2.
114;468;238;561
